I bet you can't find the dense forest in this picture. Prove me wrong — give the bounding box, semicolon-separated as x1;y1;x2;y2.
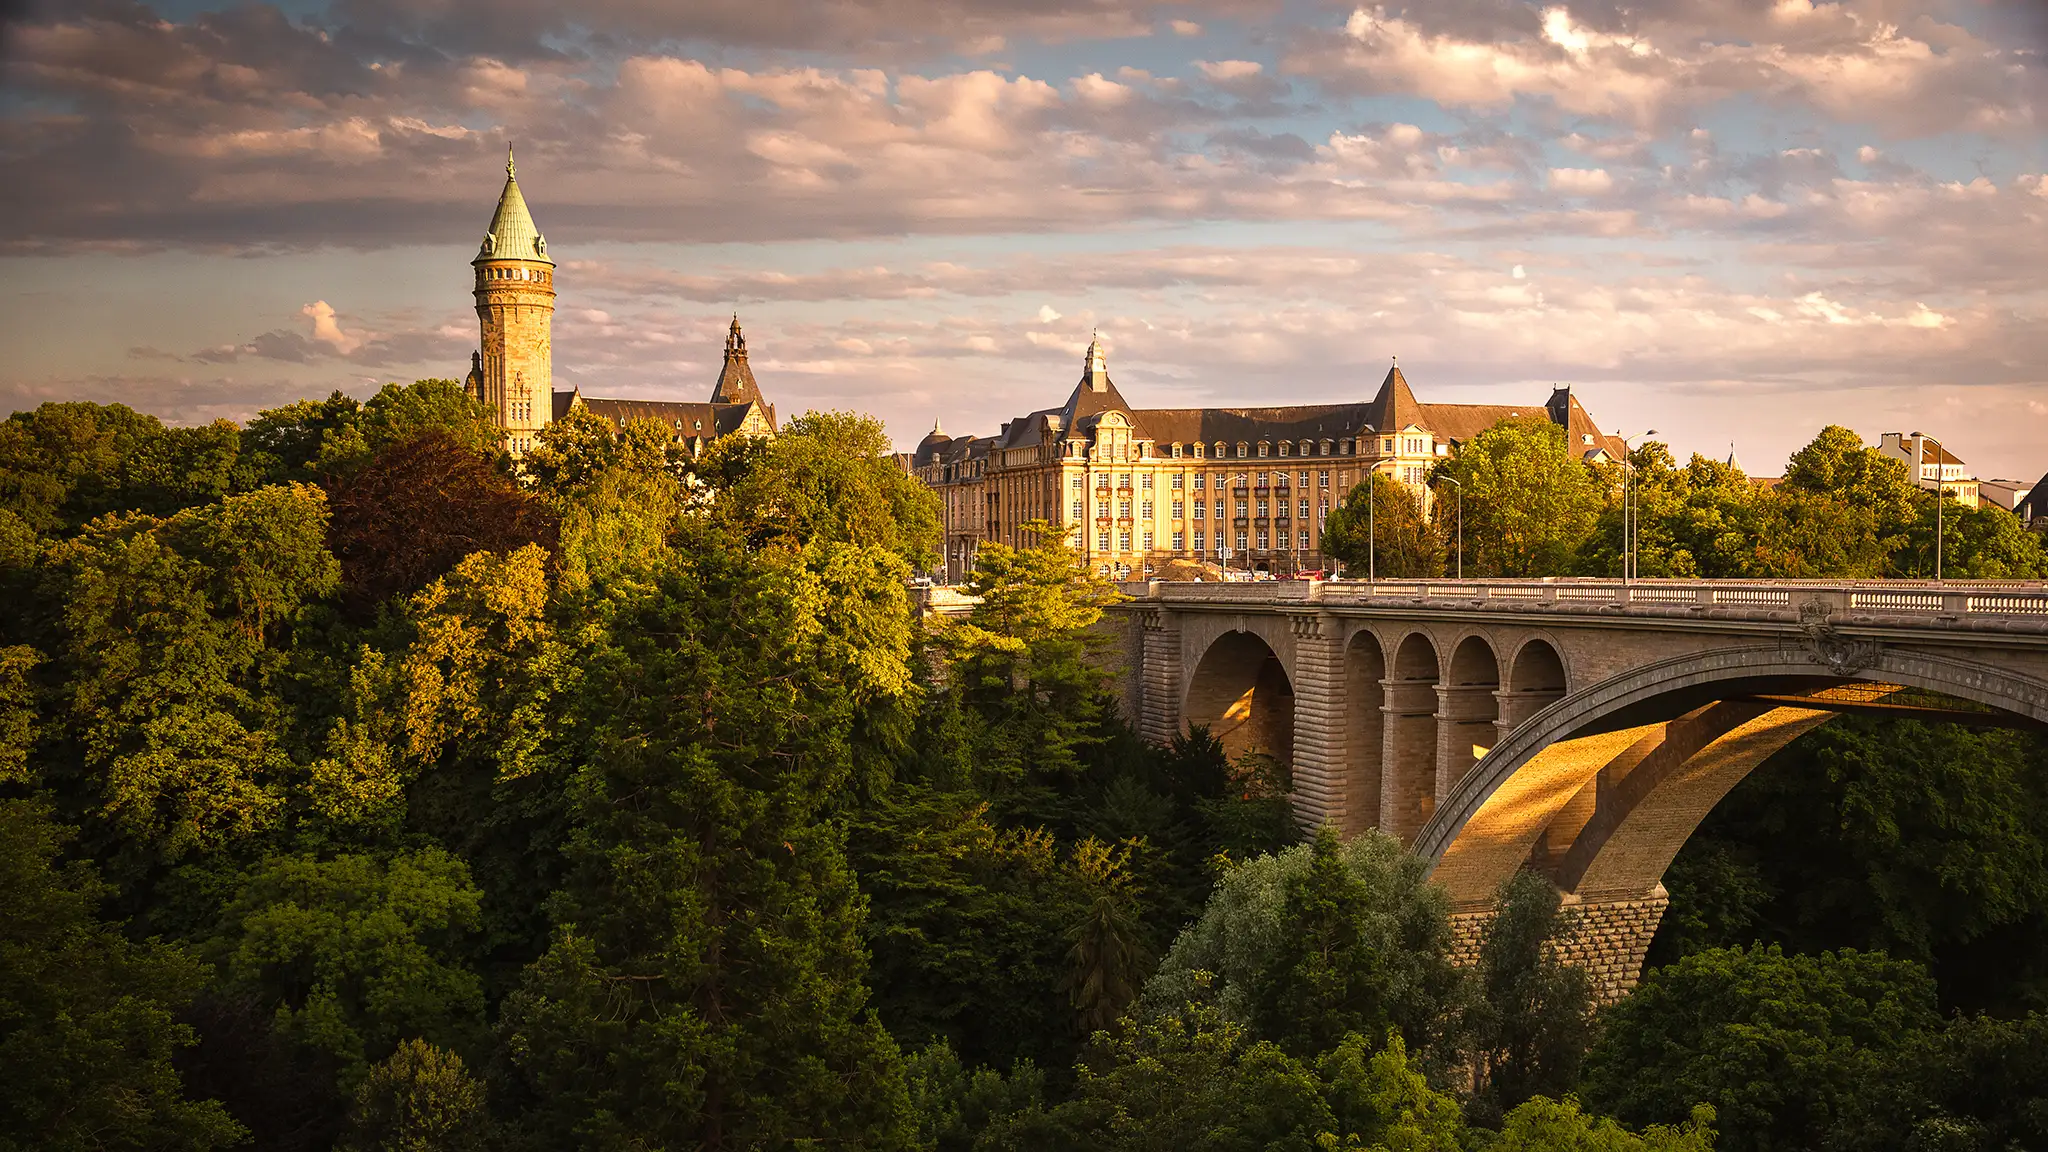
0;385;2044;1151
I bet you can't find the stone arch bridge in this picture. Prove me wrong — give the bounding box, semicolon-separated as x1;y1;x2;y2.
1110;578;2048;999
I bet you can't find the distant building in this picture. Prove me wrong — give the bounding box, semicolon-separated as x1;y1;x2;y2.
2016;473;2048;526
906;339;1625;580
1878;432;1979;508
462;149;776;455
1978;478;2034;515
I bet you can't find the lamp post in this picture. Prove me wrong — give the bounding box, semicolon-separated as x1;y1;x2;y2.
1913;431;1947;582
1619;430;1658;583
1440;476;1463;579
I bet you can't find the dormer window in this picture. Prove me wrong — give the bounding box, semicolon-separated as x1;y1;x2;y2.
1236;442;1249;458
1277;442;1289;457
1258;442;1270;458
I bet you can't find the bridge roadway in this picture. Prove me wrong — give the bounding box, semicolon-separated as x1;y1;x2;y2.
1107;577;2048;999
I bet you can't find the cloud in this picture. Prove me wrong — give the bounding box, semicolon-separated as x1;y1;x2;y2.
1287;1;2036;136
301;300;362;354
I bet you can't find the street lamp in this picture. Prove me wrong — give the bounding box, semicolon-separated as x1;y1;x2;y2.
1440;475;1463;579
1913;431;1948;582
1619;430;1658;583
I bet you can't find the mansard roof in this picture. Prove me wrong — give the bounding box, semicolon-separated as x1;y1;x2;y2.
1131;404;1375;447
553;391;770;438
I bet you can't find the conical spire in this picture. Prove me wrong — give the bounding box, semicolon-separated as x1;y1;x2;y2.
477;145;551;265
1726;443;1742;472
711;315;764;405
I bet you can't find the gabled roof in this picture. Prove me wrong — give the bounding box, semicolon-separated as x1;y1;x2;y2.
476;147;551;266
711;316;764;406
2017;470;2048;522
554;392;770;438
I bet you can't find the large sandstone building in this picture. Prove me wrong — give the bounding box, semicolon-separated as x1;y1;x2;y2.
463;150;776;453
908;338;1624;579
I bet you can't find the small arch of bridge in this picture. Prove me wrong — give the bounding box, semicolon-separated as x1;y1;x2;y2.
1182;627;1296;769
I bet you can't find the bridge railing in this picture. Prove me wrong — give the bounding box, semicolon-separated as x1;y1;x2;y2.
1130;577;2048;619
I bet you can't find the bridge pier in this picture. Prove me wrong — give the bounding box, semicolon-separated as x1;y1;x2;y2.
1289;629;1348;831
1380;676;1440;843
1433;683;1498;805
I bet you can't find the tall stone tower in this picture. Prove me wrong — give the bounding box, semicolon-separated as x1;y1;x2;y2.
469;147;554;454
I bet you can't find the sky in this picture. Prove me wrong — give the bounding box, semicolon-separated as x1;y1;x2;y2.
2;0;2045;477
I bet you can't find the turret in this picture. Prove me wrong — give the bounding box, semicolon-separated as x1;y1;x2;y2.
471;146;555;454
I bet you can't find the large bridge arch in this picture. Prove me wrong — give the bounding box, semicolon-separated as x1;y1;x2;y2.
1183;629;1296;769
1414;643;2048;999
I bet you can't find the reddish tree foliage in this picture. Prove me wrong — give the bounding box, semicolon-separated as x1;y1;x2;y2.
323;431;558;612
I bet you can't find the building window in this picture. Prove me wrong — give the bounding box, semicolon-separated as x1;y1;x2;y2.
1097;473;1110;489
1299;530;1311;549
1192;443;1204;458
1119;500;1132;518
1170;531;1183;550
1236;500;1249;517
1318;502;1329;525
1278;441;1289;456
1171;500;1184;518
1170;443;1181;458
1071;475;1083;488
1258;441;1270;457
1295;499;1307;518
1341;439;1352;455
1119;473;1132;488
1255;471;1267;487
1143;530;1154;549
1194;500;1207;519
1141;502;1154;518
1257;530;1270;550
1194;530;1207;550
1071;500;1084;520
1319;470;1330;487
1171;474;1183;489
1098;532;1111;551
1215;442;1227;458
1257;500;1270;517
1141;475;1153;490
1192;474;1205;489
1236;532;1248;551
1119;531;1132;551
1299;471;1310;486
1236;442;1248;458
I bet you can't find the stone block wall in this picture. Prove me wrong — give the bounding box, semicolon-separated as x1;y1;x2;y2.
1445;885;1670;1006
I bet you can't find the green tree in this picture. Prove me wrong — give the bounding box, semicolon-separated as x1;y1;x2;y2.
0;402;239;534
48;485;339;862
1146;828;1461;1065
936;521;1124;795
341;1039;491;1152
498;528;918;1149
205;848;487;1081
1320;473;1444;578
1462;871;1594;1125
1491;1098;1717;1152
1430;417;1603;576
1898;498;2047;579
1659;716;2048;1013
239;392;368;486
1581;944;1939;1152
702;410;941;568
0;800;243;1151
